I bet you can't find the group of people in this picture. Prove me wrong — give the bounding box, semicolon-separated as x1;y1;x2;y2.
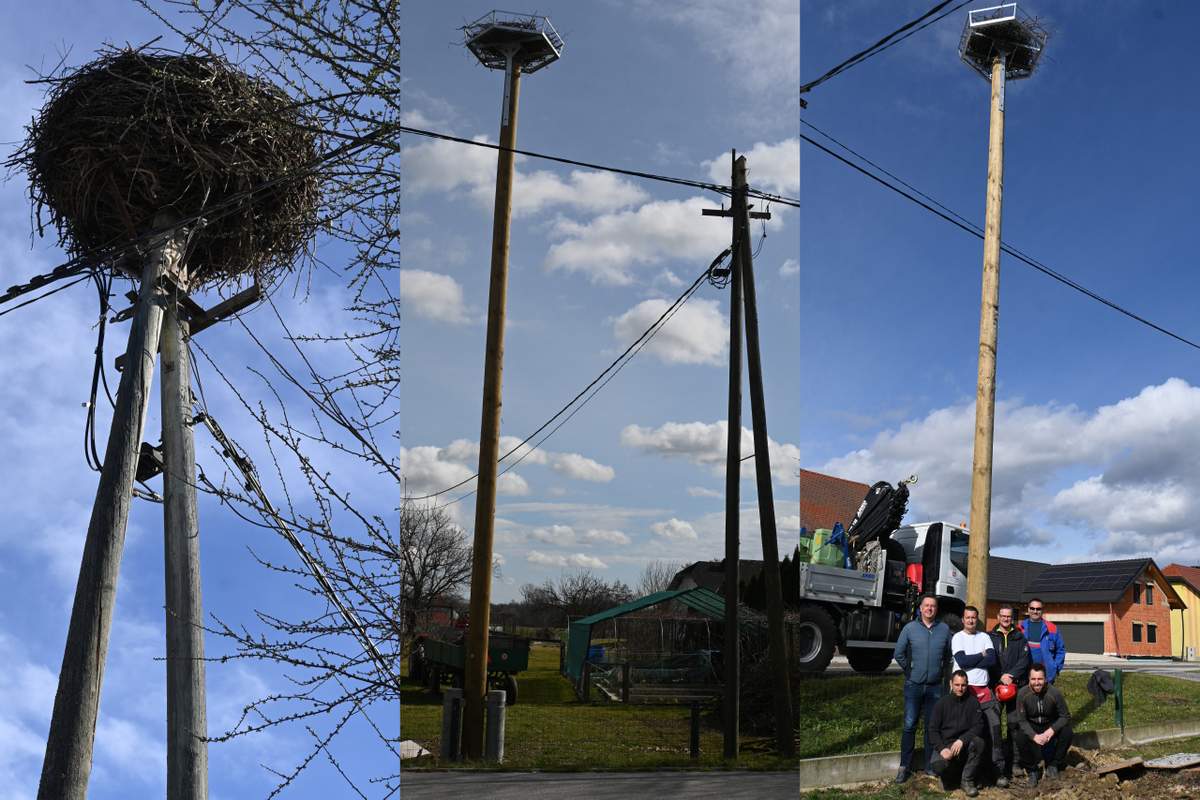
892;595;1072;795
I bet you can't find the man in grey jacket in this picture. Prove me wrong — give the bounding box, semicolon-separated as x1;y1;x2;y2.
892;594;954;783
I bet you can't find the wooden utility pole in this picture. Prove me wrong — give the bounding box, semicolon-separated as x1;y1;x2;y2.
966;51;1007;612
38;220;184;800
733;156;795;756
463;55;521;760
722;153;744;761
161;282;208;799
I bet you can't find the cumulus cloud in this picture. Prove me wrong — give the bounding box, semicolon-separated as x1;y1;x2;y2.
621;420;799;485
821;378;1200;558
779;258;799;278
704;139;799;196
551;453;615;483
687;486;722;498
544;197;731;286
401;269;469;324
530;524;577;546
526;550;608;569
651;518;698;541
581;528;631;545
401;437;614;497
612;298;728;365
401;134;646;217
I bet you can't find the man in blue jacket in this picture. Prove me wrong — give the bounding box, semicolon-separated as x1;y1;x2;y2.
893;594;954;783
1018;598;1066;684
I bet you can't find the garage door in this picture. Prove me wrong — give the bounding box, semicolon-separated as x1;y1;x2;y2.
1055;622;1105;654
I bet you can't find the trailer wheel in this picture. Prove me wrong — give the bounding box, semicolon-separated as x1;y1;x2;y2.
846;647;895;673
504;674;518;706
796;605;837;672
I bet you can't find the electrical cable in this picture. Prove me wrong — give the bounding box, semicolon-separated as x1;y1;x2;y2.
799;0;973;97
801;125;1200;352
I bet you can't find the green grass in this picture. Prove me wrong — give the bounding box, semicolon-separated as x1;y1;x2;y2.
798;670;1200;759
401;641;799;770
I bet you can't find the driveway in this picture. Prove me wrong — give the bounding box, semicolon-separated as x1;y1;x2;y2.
399;770;799;800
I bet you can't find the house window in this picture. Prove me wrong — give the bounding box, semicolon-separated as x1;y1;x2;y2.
1148;624;1158;644
1146;583;1154;606
1133;623;1143;643
1133;584;1142;604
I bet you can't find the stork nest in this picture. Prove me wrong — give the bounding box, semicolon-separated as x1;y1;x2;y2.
10;48;321;289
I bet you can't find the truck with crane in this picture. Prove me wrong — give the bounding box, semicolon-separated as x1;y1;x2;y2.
796;477;970;673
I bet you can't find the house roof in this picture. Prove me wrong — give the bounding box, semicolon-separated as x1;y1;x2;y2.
987;556;1050;602
800;469;869;531
1164;563;1200;597
667;559;765;593
1022;558;1186;609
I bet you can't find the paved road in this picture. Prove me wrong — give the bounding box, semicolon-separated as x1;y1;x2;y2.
399;770;799;800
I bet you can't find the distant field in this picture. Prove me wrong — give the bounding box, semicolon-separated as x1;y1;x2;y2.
401;641;798;770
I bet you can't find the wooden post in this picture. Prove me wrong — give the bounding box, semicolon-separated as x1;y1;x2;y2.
966;52;1007;613
723;152;744;761
38;221;182;800
464;54;521;759
621;662;631;703
734;156;796;756
161;285;208;798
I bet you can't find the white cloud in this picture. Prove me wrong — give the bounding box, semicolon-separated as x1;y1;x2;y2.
621;420;800;485
779;258;799;278
581;529;631;545
401;134;498;196
526;550;608;569
687;486;722;498
612;298;728;366
530;524;577;546
544;196;731;286
401;269;469;324
551;453;615;483
651;518;698;541
704;139;799;196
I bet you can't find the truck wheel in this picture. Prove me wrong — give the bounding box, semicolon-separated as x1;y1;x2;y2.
796;605;837;672
504;674;518;706
846;647;895;673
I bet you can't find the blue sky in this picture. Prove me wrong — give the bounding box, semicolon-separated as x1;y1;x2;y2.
399;1;800;602
802;1;1200;565
0;2;397;798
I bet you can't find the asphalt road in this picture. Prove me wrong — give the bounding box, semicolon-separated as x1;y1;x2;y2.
398;770;799;799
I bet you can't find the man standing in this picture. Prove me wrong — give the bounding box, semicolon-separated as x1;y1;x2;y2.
1019;598;1066;683
989;604;1031;782
951;606;1005;786
893;594;953;783
1014;663;1074;786
928;670;986;797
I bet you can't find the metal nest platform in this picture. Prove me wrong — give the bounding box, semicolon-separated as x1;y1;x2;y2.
464;10;563;73
959;3;1048;81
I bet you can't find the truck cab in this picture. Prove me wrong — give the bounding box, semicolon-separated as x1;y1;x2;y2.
889;521;969;619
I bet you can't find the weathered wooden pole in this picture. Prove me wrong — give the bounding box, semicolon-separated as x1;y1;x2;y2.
463;53;521;760
38;219;184;800
966;51;1007;613
722;152;744;761
161;281;208;799
734;155;795;756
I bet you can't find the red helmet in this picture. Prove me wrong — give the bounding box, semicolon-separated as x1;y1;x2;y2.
996;683;1017;702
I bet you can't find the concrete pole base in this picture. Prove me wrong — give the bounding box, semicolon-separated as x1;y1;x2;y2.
485;690;507;762
440;688;463;762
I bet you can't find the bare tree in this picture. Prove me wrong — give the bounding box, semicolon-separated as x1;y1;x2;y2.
637;560;686;597
400;501;474;636
520;570;634;622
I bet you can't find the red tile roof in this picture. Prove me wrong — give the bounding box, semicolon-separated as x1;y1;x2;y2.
1164;563;1200;596
800;469;869;531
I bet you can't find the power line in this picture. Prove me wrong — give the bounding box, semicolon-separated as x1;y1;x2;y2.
799;0;972;98
800;123;1200;352
405;250;731;503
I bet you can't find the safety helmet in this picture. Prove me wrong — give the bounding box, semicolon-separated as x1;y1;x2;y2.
996;683;1017;702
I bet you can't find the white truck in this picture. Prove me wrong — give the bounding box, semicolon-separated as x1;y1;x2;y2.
795;479;970;673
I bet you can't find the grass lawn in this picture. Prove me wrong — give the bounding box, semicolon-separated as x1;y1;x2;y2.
401;641;799;770
799;670;1200;759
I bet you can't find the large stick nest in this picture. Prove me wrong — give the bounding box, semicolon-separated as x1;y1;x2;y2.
10;48;320;290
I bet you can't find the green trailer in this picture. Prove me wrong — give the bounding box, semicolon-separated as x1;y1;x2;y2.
411;632;530;705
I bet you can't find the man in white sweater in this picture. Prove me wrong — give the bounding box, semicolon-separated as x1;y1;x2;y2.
952;606;1006;787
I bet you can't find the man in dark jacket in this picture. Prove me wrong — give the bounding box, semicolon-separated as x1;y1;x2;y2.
892;594;954;783
928;670;986;797
1014;663;1074;787
989;604;1031;780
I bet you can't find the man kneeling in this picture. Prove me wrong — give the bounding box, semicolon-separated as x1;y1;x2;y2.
1014;663;1074;787
928;670;986;796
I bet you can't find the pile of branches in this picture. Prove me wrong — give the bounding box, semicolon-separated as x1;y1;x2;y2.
10;47;320;290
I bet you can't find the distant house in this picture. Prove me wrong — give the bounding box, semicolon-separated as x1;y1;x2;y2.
1164;564;1200;661
668;559;764;596
984;556;1184;658
799;469;869;531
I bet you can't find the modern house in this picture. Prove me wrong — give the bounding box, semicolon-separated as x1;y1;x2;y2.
1164;564;1200;661
984;556;1184;657
799;468;869;531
